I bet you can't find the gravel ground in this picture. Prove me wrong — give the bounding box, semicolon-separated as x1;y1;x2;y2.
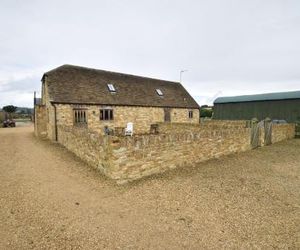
15;121;32;127
0;126;299;249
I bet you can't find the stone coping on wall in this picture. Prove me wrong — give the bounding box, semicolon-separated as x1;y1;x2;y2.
156;121;250;134
60;123;251;146
111;128;251;147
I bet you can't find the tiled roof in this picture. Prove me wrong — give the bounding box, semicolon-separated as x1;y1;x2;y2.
44;65;199;109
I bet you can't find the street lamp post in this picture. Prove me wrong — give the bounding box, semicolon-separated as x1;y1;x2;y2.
180;70;188;83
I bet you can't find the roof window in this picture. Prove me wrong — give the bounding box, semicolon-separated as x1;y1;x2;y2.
156;89;163;96
107;83;116;92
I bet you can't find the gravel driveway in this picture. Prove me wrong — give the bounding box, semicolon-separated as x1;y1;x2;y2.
0;126;299;249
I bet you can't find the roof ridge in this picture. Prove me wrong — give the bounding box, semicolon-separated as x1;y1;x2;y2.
216;90;300;99
47;64;181;85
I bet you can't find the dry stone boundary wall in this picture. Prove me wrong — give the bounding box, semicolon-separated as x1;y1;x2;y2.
52;121;295;184
272;124;295;143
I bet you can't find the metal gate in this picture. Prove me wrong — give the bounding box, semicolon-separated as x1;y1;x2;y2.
264;118;272;145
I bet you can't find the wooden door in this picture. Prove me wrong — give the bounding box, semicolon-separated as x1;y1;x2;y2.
164;108;171;122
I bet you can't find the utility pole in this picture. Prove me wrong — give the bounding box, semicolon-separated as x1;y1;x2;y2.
180;70;188;83
33;91;36;122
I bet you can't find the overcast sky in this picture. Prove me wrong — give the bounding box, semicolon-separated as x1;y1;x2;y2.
0;0;299;108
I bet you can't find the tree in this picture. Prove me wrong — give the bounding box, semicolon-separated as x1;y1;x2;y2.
3;105;17;113
2;105;17;119
200;108;213;118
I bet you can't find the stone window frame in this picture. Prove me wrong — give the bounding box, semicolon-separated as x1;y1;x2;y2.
100;107;114;121
73;108;88;126
188;110;193;119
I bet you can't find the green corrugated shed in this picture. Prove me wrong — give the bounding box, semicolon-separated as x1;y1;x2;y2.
213;90;300;123
214;90;300;104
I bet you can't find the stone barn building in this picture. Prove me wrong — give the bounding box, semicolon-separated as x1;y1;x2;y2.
33;66;296;183
35;64;200;140
213;90;300;123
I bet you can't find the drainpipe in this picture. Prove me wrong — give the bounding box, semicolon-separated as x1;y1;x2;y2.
52;103;58;141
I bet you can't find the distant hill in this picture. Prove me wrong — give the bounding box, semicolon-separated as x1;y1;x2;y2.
16;107;33;115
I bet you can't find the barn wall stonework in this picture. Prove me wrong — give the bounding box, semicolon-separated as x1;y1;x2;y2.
41;77;56;141
55;104;199;135
34;105;47;138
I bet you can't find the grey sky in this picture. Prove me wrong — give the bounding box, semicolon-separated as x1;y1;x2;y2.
0;0;299;107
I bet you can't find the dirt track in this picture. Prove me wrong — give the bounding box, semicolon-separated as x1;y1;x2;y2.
0;126;299;249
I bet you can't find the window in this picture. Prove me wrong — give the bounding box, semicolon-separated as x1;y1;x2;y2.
188;110;193;119
73;109;87;125
107;83;116;92
156;89;163;96
100;109;113;120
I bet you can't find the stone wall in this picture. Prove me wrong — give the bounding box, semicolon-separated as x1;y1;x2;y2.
49;121;295;184
201;119;248;127
109;127;251;183
34;105;47;138
56;123;250;183
272;124;295;143
296;123;300;138
55;104;199;135
157;120;248;134
157;122;204;133
57;125;113;177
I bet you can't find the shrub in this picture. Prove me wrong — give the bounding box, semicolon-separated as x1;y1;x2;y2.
200;108;213;118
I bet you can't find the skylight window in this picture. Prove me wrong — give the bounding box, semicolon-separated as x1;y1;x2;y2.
107;83;116;92
156;89;163;96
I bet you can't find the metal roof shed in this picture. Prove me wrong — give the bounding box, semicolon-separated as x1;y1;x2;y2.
213;90;300;122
